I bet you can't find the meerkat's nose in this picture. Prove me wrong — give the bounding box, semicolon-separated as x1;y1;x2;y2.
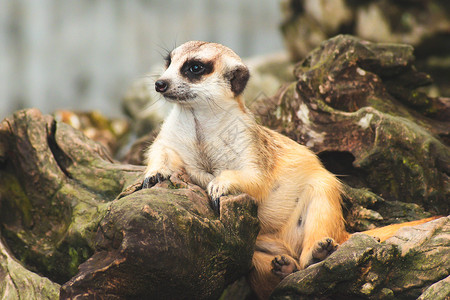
155;80;169;93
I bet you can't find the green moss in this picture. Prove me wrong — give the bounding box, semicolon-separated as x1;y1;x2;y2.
68;247;80;274
1;242;61;299
0;172;33;227
168;180;183;189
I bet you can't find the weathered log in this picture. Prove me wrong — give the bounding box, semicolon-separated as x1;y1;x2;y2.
60;173;259;299
252;35;449;227
0;109;259;299
0;108;140;283
280;0;450;97
0;233;60;300
271;216;450;300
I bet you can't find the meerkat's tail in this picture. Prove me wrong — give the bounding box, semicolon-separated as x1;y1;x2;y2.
359;216;441;242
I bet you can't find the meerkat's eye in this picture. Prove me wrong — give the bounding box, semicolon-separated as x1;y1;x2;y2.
181;59;213;81
188;63;205;75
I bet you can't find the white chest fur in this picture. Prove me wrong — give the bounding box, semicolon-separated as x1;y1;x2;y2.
158;103;253;187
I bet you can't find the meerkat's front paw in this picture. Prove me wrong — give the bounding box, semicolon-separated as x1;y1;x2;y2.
142;173;167;189
207;178;233;215
271;255;298;279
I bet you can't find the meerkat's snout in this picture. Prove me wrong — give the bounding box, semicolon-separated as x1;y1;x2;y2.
155;80;169;93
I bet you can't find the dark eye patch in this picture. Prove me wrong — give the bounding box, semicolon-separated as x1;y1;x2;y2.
180;59;214;82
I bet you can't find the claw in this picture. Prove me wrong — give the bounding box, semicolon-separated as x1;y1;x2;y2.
156;173;165;183
142;173;166;189
142;177;152;189
211;197;221;215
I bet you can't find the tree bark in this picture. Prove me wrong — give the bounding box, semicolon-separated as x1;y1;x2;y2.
0;109;259;299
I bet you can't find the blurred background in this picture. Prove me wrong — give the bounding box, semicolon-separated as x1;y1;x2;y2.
0;0;284;119
1;0;449;123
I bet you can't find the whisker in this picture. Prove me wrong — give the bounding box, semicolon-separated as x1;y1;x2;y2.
198;92;218;118
139;96;165;119
142;74;161;79
155;41;173;59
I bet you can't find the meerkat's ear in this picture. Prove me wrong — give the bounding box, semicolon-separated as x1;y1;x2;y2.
226;65;250;96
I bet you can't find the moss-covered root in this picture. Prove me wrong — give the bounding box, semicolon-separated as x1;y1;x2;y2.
0;236;60;300
60;181;259;300
0;109;143;283
253;35;449;215
417;275;450;300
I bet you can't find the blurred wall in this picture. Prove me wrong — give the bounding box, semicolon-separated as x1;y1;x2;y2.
0;0;283;119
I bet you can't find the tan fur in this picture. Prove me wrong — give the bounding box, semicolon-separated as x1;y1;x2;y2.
144;41;436;300
361;216;440;242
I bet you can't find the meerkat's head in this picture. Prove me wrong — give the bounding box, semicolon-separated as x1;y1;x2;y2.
154;41;250;107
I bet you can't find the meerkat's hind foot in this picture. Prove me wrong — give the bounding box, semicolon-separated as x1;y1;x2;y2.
271;255;299;279
142;173;166;189
309;237;339;265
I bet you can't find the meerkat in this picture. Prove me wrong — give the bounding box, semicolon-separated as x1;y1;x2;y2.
142;41;437;299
